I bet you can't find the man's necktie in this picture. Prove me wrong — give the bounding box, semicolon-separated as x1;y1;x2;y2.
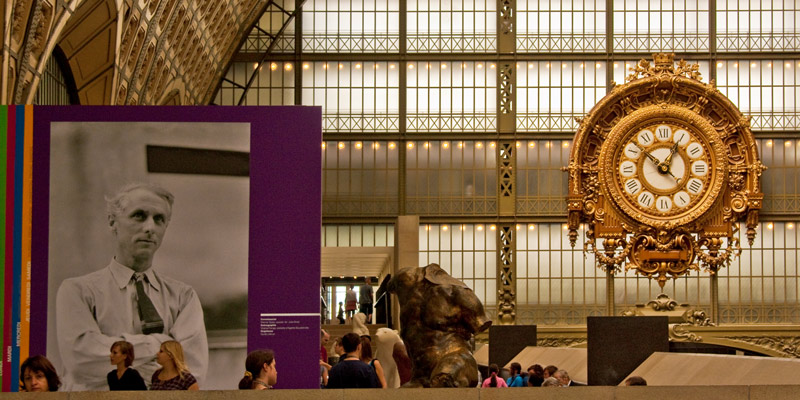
135;275;164;334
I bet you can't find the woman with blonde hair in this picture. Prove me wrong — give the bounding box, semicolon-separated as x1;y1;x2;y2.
107;341;146;390
150;340;199;390
238;349;277;390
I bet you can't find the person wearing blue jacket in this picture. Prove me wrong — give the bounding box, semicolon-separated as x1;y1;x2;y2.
506;362;525;387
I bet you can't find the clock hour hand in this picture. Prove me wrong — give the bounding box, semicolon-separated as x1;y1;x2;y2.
657;142;679;174
661;141;679;171
633;142;661;166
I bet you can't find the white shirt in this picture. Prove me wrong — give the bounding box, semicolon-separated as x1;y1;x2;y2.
56;259;208;391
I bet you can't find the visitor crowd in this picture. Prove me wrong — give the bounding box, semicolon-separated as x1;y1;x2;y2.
19;329;647;391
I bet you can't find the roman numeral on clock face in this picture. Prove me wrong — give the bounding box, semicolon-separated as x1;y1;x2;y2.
687;142;704;159
656;196;673;212
687;178;703;195
625;179;642;194
674;129;690;146
619;160;637;177
638;191;654;208
656;125;672;141
637;130;654;146
691;160;708;176
674;191;691;207
624;143;641;159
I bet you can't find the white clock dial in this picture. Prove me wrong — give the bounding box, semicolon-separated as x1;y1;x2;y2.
655;125;672;142
686;142;704;159
637;130;655;146
686;178;704;195
656;196;673;212
641;147;686;191
610;120;718;221
625;178;642;195
673;129;690;146
637;191;655;208
691;160;708;177
624;142;642;159
619;161;637;177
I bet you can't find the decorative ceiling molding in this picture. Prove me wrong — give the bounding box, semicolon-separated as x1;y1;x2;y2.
3;0;269;105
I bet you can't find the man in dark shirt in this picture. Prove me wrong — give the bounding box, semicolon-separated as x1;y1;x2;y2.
326;333;379;388
359;277;374;324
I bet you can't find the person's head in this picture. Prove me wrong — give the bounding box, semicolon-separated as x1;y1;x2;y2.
321;329;330;345
488;363;499;387
365;277;372;284
528;364;543;378
488;364;499;375
542;377;561;387
333;337;345;356
106;183;174;272
20;355;60;392
359;336;374;361
339;301;343;306
110;341;135;367
510;362;521;376
625;376;647;386
238;349;277;389
157;340;190;376
341;332;361;354
543;365;558;378
554;369;570;386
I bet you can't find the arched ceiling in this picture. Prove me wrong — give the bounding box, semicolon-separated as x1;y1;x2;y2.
2;0;268;105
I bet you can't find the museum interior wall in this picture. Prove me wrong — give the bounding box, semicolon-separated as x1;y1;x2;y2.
6;0;800;358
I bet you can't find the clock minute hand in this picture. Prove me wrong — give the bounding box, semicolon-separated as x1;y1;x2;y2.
666;169;681;183
633;142;660;165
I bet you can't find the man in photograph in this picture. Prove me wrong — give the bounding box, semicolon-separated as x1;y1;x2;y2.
56;183;208;390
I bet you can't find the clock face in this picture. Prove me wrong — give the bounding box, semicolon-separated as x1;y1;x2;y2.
598;105;727;228
614;123;712;217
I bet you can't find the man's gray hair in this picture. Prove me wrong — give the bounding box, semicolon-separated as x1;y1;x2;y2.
555;369;570;381
105;182;175;219
542;377;561;387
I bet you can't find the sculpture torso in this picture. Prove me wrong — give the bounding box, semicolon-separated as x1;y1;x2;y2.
389;264;491;388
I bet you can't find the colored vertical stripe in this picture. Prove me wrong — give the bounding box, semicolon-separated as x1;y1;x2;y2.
3;106;15;392
11;104;24;392
0;106;6;389
19;106;32;367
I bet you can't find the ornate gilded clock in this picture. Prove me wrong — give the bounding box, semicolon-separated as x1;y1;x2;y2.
566;53;765;293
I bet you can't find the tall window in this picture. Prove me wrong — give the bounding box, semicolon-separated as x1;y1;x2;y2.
34;49;75;105
408;0;496;52
517;0;606;52
407;61;497;132
303;62;401;133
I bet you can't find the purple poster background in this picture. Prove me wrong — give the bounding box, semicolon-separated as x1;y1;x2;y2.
31;106;322;389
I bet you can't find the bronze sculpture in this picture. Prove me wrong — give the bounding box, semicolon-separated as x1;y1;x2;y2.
387;264;492;387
